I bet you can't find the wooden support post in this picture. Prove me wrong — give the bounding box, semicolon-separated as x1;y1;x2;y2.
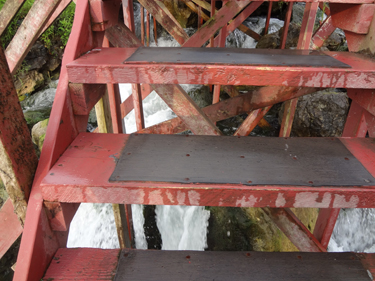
280;3;293;49
311;16;336;50
313;208;340;249
0;0;26;36
0;45;38;224
153;17;158;45
210;0;216;47
0;199;23;259
122;0;135;32
5;0;62;74
279;2;318;137
198;6;202;29
264;2;272;35
146;11;150;46
141;5;145;45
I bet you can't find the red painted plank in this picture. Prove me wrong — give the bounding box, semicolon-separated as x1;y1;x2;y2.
122;0;135;32
262;207;326;252
298;2;319;49
44;202;79;232
69;83;107;115
311;16;336;50
279;98;298;137
66;48;375;89
342;100;368;137
0;0;26;36
0;199;22;259
313;208;340;249
89;0;121;31
40;133;375;208
43;248;120;280
39;0;72;36
280;3;293;49
5;0;62;74
183;1;251;47
348;89;375;117
331;4;375;34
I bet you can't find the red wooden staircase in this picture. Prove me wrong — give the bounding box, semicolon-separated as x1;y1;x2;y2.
11;0;375;280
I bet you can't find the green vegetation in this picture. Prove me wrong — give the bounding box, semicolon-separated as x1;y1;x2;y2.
0;0;35;48
40;2;75;52
0;0;75;50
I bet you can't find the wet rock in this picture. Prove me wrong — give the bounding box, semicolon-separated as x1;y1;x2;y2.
24;41;48;71
207;207;319;252
278;22;300;49
21;88;56;128
0;178;8;208
256;32;280;49
279;89;349;137
183;85;212;108
45;57;61;72
14;70;44;97
32;118;49;153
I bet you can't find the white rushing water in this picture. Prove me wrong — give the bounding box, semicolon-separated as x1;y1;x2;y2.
66;8;375;254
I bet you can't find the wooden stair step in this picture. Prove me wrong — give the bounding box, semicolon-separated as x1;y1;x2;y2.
43;248;375;281
41;133;375;208
66;47;375;89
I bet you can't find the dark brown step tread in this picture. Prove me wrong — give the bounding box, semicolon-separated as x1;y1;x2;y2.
43;248;375;281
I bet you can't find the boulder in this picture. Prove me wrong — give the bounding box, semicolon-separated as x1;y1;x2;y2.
256;32;280;49
279;89;349;137
32;118;49;153
14;70;44;97
206;207;319;251
24;41;48;71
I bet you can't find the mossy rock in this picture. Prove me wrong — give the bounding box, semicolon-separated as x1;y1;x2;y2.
0;178;8;208
32;118;49;153
24;108;51;128
207;207;319;252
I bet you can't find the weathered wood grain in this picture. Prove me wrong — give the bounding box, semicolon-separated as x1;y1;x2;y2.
0;46;38;224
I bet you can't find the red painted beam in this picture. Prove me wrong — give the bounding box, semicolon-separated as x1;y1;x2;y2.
5;0;62;74
69;83;107;115
311;16;336;50
330;3;375;34
313;208;340;249
348;89;375;117
40;133;375;208
66;48;375;89
89;0;121;31
0;45;38;224
0;199;23;259
234;106;272;136
262;207;326;252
